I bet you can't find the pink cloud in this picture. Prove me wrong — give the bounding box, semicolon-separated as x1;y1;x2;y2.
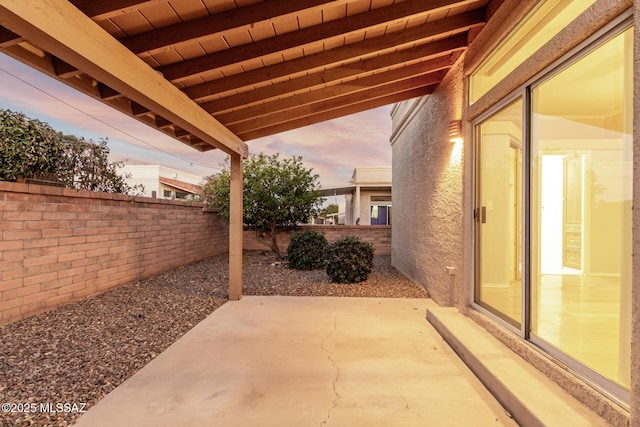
251;107;393;188
0;53;395;188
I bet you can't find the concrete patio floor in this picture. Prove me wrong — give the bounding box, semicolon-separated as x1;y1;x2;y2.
75;296;517;426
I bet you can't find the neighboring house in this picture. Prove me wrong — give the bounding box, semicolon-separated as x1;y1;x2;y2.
319;166;391;225
391;0;634;423
120;165;203;200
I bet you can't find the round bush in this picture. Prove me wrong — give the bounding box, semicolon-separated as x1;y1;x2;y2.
287;230;328;270
325;236;374;283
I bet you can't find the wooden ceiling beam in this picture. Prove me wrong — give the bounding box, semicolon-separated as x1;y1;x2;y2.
5;0;357;80
238;86;435;141
0;0;247;157
159;0;477;82
218;67;447;126
130;101;150;117
52;56;83;78
229;74;440;134
0;1;162;48
179;134;205;148
0;25;19;47
0;37;214;153
155;115;172;129
1;43;113;104
173;127;191;138
122;0;355;55
186;24;472;103
98;82;120;100
69;0;165;21
196;11;479;111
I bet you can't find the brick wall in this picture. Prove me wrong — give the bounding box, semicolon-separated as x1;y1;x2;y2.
0;181;228;326
243;225;392;255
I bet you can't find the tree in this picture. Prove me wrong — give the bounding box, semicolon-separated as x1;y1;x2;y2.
200;153;323;257
320;203;339;217
0;109;65;182
57;135;137;193
0;108;142;194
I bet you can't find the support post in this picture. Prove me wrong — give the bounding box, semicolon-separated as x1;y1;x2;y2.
355;185;361;224
229;153;243;300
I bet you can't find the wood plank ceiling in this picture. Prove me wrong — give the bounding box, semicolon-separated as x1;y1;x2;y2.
0;0;493;153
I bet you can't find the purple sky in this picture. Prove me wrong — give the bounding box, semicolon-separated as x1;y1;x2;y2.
0;53;393;189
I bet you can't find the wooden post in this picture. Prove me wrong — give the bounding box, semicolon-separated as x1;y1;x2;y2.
229;153;243;300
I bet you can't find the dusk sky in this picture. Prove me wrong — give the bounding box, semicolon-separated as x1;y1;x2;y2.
0;53;394;189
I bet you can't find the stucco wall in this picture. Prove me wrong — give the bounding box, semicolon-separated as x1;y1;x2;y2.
390;0;637;423
390;60;465;306
0;181;228;326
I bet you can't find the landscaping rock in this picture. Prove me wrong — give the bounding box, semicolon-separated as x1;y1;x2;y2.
0;251;426;426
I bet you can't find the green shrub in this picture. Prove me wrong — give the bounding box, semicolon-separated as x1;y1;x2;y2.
0;109;64;182
325;236;374;283
287;230;328;270
0;108;141;194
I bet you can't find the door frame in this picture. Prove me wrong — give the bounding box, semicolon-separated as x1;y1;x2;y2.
472;91;528;336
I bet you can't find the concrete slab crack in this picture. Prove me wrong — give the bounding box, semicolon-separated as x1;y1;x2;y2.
320;314;340;427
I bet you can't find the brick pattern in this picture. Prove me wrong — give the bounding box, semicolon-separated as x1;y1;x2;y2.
243;225;392;255
0;181;228;325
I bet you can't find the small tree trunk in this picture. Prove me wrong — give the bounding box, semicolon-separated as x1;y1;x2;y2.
270;223;282;259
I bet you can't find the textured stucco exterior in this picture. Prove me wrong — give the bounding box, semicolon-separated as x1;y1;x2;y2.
390;61;464;307
632;2;640;425
390;0;638;424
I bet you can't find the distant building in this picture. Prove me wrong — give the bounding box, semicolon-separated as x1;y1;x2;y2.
120;165;203;200
319;166;391;225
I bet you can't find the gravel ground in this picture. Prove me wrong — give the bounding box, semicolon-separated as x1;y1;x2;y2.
0;251;427;426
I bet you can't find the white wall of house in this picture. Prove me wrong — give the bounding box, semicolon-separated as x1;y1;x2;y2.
120;165;203;199
351;166;392;186
320;166;392;225
347;167;392;225
359;191;392;225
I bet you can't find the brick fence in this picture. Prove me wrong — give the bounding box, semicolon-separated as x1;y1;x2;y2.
244;225;392;255
0;182;392;326
0;181;228;326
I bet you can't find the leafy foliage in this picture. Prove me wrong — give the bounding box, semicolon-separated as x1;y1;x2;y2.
0;109;65;182
319;203;339;217
0;109;142;194
199;168;231;217
325;236;375;283
287;230;328;270
200;153;323;257
320;204;339;216
58;136;139;193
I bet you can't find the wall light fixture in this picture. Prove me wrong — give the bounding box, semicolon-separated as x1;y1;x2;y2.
448;120;463;143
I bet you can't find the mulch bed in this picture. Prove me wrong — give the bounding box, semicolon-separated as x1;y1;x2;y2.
0;251;426;426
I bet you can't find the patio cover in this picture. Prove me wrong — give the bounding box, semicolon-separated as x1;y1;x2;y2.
0;0;494;297
0;0;492;149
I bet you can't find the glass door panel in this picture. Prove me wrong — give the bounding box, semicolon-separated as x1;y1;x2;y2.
370;205;390;225
475;99;523;328
530;26;632;389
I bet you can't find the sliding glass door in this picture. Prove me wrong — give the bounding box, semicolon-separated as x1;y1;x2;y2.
530;26;632;390
475;99;523;329
474;24;632;397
